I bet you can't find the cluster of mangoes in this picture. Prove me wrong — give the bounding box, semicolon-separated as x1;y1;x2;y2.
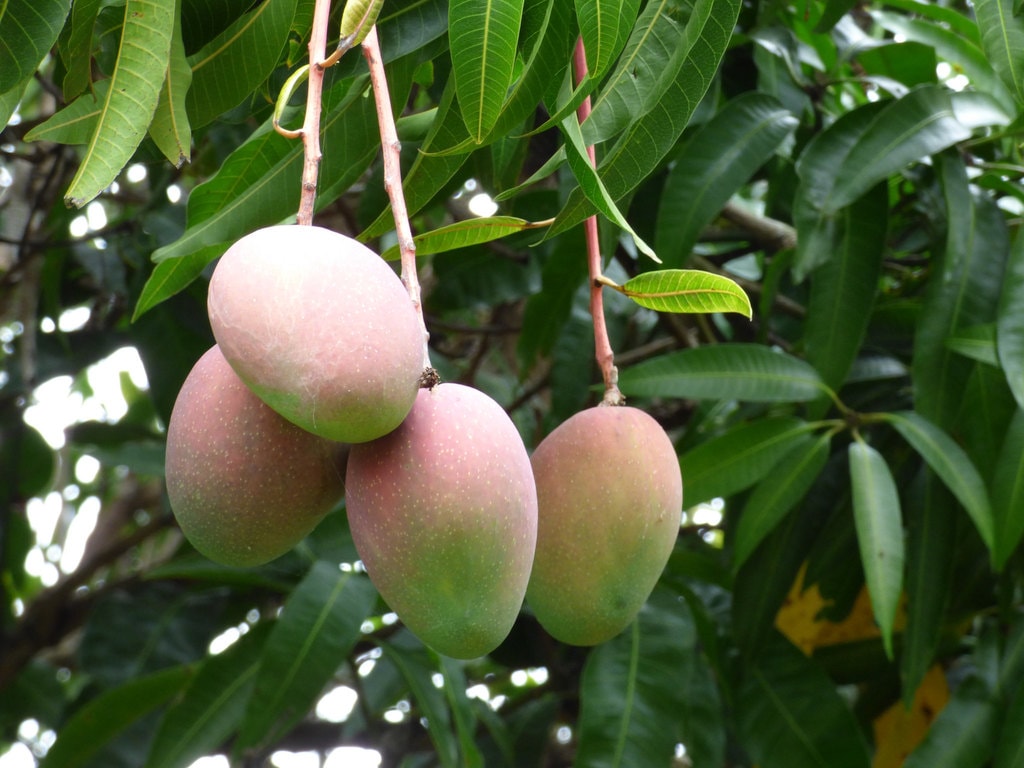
165;225;683;657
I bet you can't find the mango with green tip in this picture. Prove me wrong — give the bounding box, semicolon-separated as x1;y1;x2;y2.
165;345;346;567
346;383;537;659
207;224;423;444
526;405;682;646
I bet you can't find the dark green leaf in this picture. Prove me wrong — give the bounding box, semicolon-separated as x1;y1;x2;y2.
235;564;377;752
133;244;225;320
945;323;999;367
0;0;71;93
438;657;484;768
885;410;994;551
992;408;1024;569
679;417;811;507
975;0;1024;106
995;682;1024;768
149;1;192;167
848;440;904;658
998;229;1024;410
654;93;797;267
733;431;831;572
41;666;193;768
617;344;829;403
737;636;872;768
61;0;104;99
574;589;694;768
904;677;999;768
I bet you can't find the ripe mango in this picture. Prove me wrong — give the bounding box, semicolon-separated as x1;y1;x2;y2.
165;346;346;566
207;225;423;443
526;406;682;645
346;383;537;659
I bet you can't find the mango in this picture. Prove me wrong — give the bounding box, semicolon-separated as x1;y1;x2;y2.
165;345;346;566
346;383;537;658
207;224;423;443
526;406;682;645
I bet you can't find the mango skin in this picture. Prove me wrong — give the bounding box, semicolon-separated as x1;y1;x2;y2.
526;406;682;646
346;383;538;659
165;346;346;567
207;224;423;443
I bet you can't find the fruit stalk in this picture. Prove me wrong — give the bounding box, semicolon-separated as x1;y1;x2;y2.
296;0;333;225
362;27;432;370
573;37;623;406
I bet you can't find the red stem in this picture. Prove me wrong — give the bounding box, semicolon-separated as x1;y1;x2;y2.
296;0;332;225
362;27;432;371
573;38;622;406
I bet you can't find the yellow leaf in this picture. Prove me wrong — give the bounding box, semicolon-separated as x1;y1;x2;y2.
872;665;949;767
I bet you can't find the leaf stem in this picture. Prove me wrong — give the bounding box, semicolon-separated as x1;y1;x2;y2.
295;0;332;226
574;37;622;406
362;27;432;372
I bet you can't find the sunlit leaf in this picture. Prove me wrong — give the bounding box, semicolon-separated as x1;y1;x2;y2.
848;440;904;658
618;344;829;403
379;216;544;261
449;0;526;141
884;411;994;551
613;269;752;316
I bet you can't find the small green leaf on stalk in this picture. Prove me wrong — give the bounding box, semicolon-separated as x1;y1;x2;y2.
379;216;549;260
607;269;752;318
338;0;384;48
273;65;309;137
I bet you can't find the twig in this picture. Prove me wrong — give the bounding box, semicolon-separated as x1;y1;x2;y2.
362;27;432;371
573;38;622;406
296;0;333;225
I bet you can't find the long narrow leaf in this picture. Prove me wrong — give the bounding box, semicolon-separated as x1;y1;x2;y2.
235;564;377;753
991;408;1024;569
998;229;1024;409
616;270;752;316
617;343;829;403
64;0;176;207
449;0;526;141
975;0;1024;106
149;1;192;168
379;216;543;261
884;410;995;550
848;440;904;658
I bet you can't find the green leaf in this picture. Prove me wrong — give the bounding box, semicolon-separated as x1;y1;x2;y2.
379;216;542;261
904;677;999;768
848;440;904;658
185;0;298;129
383;634;461;768
0;0;71;93
449;0;526;141
654;93;798;267
617;343;829;403
574;589;695;768
64;0;176;207
0;78;31;129
438;657;484;768
998;229;1024;410
149;1;193;168
884;410;995;551
548;0;741;236
61;0;103;99
25;80;111;145
575;0;641;80
737;636;872;768
945;323;999;367
914;152;1009;429
991;408;1024;569
975;0;1024;106
235;563;377;752
995;682;1024;768
613;270;752;317
133;244;227;320
679;417;811;507
583;0;689;143
41;666;193;768
145;624;270;768
733;431;831;572
804;183;887;391
558;100;658;261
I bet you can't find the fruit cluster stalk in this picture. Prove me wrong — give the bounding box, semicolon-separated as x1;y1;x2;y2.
362;27;432;370
296;0;333;225
573;38;623;406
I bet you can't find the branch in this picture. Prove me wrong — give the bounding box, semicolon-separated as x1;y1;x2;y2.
295;0;334;225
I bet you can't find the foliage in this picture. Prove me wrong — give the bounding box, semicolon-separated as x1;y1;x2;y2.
3;0;1024;766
